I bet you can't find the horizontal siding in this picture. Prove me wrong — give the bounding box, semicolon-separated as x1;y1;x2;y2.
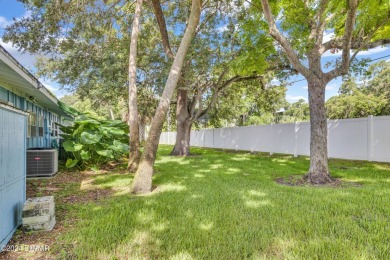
0;85;62;148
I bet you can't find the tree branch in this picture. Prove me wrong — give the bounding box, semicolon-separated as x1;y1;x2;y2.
323;38;390;52
260;0;311;78
314;0;331;47
324;0;359;80
150;0;174;59
351;17;390;62
196;5;219;35
340;0;358;74
195;74;263;120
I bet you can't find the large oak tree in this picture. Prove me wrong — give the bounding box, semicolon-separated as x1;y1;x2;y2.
130;0;202;194
256;0;390;184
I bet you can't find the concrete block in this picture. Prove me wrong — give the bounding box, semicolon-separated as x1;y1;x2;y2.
22;196;55;231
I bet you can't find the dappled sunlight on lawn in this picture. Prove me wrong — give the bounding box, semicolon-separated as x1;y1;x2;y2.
89;173;133;196
248;190;267;197
230;156;251;161
244;199;272;208
242;189;271;209
49;145;390;259
157;182;187;192
170;252;194;260
199;221;214;231
193;173;205;178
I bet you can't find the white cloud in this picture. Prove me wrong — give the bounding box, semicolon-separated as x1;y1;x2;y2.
0;10;31;29
0;11;69;99
302;85;308;90
39;78;67;99
271;78;281;86
286;95;307;103
0;38;38;70
322;32;335;44
39;78;56;92
322;45;390;58
1;39;67;99
0;11;38;68
0;16;12;29
356;46;390;56
326;84;337;91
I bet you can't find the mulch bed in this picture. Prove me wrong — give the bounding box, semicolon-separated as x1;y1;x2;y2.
275;175;363;188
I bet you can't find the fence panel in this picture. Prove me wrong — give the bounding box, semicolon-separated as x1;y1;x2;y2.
328;118;368;160
295;122;310;156
159;116;390;163
372;116;390;162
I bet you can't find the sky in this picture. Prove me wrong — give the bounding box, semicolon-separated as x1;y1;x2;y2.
0;0;69;98
0;0;390;101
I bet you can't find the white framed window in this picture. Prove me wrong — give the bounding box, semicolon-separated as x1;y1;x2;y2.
51;121;59;137
28;113;37;138
38;115;44;137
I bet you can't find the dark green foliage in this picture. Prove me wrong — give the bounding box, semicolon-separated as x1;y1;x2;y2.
58;102;129;169
281;99;310;123
326;61;390;119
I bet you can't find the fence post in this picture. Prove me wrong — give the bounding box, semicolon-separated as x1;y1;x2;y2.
294;122;298;157
367;115;373;161
202;130;206;147
212;128;215;148
269;124;273;155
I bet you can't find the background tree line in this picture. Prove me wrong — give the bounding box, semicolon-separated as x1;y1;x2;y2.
61;58;390;127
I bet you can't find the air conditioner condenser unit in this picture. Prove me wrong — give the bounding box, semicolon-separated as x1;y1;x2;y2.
27;149;58;177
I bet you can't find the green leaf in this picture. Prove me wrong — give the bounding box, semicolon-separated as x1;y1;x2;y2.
65;158;79;168
80;132;103;144
74;143;83;151
80;150;90;160
90;165;99;172
72;123;84;137
62;140;83;152
59;133;72;139
97;149;114;158
75;119;100;125
62;140;75;152
109;140;129;153
100;126;125;136
58;125;73;134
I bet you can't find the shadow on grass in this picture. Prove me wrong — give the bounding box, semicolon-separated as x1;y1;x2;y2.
54;145;390;259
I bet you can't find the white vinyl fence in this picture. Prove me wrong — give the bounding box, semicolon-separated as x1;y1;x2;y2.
160;115;390;163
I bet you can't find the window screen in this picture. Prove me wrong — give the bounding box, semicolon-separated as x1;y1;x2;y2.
28;113;37;137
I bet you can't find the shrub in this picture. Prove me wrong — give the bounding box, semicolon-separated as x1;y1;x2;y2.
58;102;129;169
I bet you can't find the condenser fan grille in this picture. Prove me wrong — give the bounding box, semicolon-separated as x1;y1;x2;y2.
27;149;58;177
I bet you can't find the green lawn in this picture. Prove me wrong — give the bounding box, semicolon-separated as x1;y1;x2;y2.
53;146;390;258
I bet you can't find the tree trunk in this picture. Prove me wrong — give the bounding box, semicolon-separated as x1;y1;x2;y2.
109;108;115;120
139;122;146;143
171;89;192;156
305;79;334;184
171;120;192;156
127;0;143;172
131;0;202;194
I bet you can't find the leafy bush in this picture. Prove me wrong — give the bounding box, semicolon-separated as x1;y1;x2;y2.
58;102;129;169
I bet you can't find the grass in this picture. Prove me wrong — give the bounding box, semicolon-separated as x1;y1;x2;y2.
22;146;390;258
